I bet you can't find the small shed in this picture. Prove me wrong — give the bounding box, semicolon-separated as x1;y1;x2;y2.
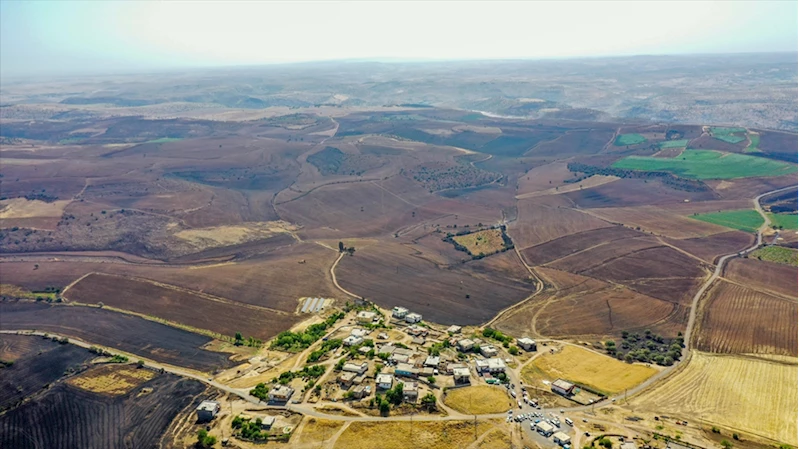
196;400;220;422
553;432;571;446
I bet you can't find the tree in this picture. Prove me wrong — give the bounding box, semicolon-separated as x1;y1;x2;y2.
427;376;436;384
136;360;145;368
196;429;217;448
421;392;437;410
732;434;739;441
721;440;733;449
234;332;243;345
338;241;344;252
508;346;519;356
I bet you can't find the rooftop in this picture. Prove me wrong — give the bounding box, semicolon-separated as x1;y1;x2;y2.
196;400;219;412
552;379;575;390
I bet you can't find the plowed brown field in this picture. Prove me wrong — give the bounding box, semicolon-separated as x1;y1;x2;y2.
724;258;797;299
696;281;797;357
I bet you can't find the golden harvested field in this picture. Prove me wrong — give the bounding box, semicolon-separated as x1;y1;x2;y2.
452;229;506;256
477;429;512;449
296;418;345;445
443;386;512;414
633;351;797;445
333;420;497;449
521;345;656;395
68;365;155;396
0;198;72;219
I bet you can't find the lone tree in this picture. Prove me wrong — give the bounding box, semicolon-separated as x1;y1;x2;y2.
338;241;344;252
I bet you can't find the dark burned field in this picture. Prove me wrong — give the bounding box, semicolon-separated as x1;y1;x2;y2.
0;372;206;449
0;334;93;411
66;273;300;340
0;301;233;372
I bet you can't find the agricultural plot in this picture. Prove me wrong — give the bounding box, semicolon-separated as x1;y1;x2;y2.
696;280;797;357
0;301;234;372
0;373;206;449
521;226;643;266
0;337;93;410
744;133;760;153
333;420;497;449
66;273;299;341
748;246;797;267
663;231;753;264
511;195;613;249
614;134;647;146
562;177;719;209
632;351;797;445
335;241;532;325
767;212;797;230
521;345;656;396
68;364;156;396
530;128;615;157
612;150;796;179
710;127;747;144
658;139;689;149
443;386;511;414
586;206;731;239
690;209;763;233
724;258;797;299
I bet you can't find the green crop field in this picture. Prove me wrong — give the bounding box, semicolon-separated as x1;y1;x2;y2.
659;139;689;149
611;150;796;180
744;133;760;153
690;209;764;233
749;246;798;267
767;213;798;230
614;134;647;146
714;134;745;144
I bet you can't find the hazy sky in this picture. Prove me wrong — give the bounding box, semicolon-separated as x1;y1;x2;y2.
1;1;797;76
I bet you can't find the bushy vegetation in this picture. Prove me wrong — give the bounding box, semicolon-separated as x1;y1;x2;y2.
306;339;343;363
749;246;798;267
230;415;288;442
234;331;262;347
195;429;216;448
406;161;500;192
482;327;513;345
271;312;345;352
612;150;795;180
427;340;451;356
307;146;384;176
609;330;684;366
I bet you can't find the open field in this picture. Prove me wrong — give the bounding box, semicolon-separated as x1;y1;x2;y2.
0;198;72;219
0;301;233;372
521;226;643;266
586;206;732;239
749;245;797;266
476;429;512;449
663;230;753;264
336;241;532;324
562;176;720;209
724;257;797;299
66;273;298;340
512;195;613;249
696;281;797;357
515;174;619;199
744;133;760;153
0;372;206;449
659;139;689;148
68;364;157;396
632;351;797;445
767;212;797;230
614;134;647;146
451;228;507;256
333;420;498;449
521;345;656;396
612;150;796;180
296;418;346;445
443;386;511;414
0;335;93;410
690;209;763;233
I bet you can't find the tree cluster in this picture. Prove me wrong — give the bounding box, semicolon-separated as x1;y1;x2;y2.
567;162;711;192
271;312;345;352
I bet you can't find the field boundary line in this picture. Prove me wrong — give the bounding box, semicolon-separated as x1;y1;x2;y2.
61;272;94;299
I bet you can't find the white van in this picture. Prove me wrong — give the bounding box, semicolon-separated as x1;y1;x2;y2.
565;417;574;426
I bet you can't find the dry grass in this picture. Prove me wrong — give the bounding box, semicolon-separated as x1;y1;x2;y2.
452;229;506;256
297;418;345;444
68;365;155;396
478;428;512;449
521;345;656;395
633;351;797;445
0;198;72;219
333;420;497;449
443;386;512;414
173;221;296;249
516;175;619;199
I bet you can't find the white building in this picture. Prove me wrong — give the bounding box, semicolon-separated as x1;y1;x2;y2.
553;432;571;446
457;338;476;352
342;362;368;374
350;328;369;338
343;335;364;346
392;307;409;319
376;373;394;390
551;379;575;396
517;337;537;351
453;367;470;384
196;400;220;422
356;310;378;323
535;421;554;436
476;357;506;373
447;325;462;334
268;385;294;403
402;382;419;402
405;312;423;323
479;345;498;357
